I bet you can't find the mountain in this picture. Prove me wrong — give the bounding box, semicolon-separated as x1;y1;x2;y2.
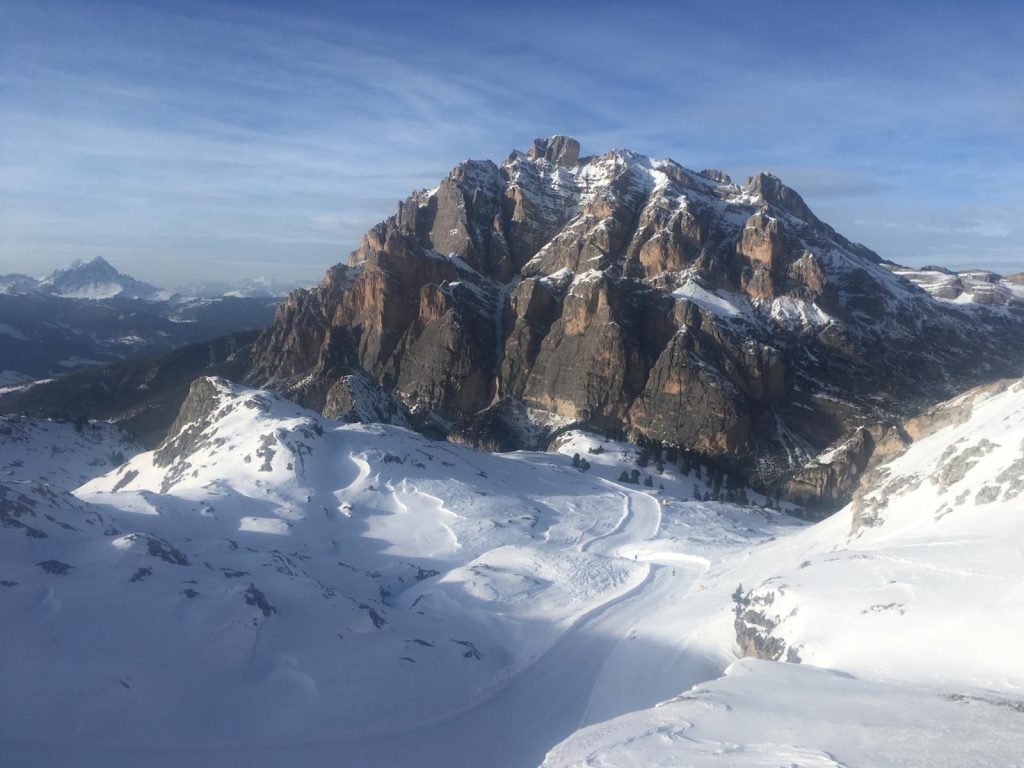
2;370;1021;766
0;254;282;385
0;273;41;294
0;375;796;766
33;256;163;300
0;331;257;446
173;275;312;299
890;264;1024;306
245;136;1024;511
0;289;275;385
1;257;307;303
546;374;1024;767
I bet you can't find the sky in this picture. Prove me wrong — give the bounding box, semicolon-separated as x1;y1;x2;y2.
1;0;1022;288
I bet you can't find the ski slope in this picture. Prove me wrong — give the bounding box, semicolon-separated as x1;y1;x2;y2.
3;376;1024;766
545;658;1024;768
0;378;797;767
546;377;1024;767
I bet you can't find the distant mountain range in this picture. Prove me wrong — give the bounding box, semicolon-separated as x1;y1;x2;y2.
1;256;162;300
172;276;310;299
0;256;300;385
4;139;1023;514
0;256;310;301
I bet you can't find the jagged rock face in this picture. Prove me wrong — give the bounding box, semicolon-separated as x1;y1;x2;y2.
778;423;911;516
247;136;1024;506
321;374;411;427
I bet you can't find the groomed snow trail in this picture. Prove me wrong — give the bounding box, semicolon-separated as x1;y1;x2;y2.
84;486;690;768
327;486;713;768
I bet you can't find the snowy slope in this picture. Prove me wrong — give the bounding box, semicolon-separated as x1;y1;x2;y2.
4;375;1023;767
0;377;799;767
545;658;1024;768
0;415;140;491
545;377;1024;767
722;377;1024;683
890;264;1024;312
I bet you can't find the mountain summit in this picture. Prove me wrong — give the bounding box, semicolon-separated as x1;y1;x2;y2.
35;256;162;300
0;256;164;300
235;136;1017;506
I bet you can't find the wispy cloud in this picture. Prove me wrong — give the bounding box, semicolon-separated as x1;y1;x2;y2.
1;0;1022;285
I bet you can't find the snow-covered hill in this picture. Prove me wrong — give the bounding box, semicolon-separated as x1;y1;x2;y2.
545;376;1024;767
3;374;1023;767
545;658;1024;768
0;377;799;766
0;415;139;490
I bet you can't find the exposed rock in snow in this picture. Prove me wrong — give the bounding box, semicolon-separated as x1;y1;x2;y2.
0;377;799;766
246;136;1024;512
544;375;1024;767
3;374;1024;766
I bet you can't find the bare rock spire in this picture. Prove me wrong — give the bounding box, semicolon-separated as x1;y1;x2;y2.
527;135;580;167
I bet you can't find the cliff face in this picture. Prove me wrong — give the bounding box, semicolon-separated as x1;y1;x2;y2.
247;136;1024;506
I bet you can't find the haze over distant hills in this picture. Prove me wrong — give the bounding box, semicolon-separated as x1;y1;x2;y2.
1;256;162;300
0;256;311;301
0;256;304;386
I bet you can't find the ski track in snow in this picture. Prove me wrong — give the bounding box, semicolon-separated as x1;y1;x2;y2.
291;486;711;767
8;377;1024;767
180;485;707;768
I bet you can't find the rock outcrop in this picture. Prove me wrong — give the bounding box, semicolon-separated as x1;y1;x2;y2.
246;136;1024;509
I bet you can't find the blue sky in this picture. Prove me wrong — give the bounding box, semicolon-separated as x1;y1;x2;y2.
1;0;1022;286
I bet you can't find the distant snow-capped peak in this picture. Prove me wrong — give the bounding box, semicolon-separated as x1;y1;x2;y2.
36;256;163;300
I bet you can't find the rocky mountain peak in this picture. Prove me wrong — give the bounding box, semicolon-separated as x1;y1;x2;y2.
246;137;1024;511
154;376;233;468
700;168;733;184
37;255;162;300
0;272;41;294
79;255;116;272
163;376;229;439
742;172;819;225
527;135;581;167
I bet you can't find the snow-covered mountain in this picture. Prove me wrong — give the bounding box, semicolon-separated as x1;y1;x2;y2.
3;138;1023;767
248;136;1024;513
31;256;163;300
2;373;1022;766
546;375;1024;767
888;263;1024;309
173;276;312;299
1;257;307;303
0;273;41;295
0;259;281;384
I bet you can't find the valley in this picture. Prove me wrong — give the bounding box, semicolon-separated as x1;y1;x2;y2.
2;373;1023;766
